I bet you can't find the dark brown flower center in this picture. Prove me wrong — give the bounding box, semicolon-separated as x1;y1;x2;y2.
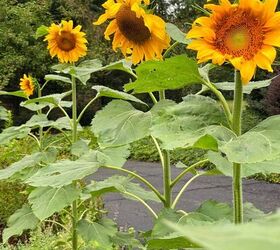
57;31;76;51
116;6;151;44
214;8;264;59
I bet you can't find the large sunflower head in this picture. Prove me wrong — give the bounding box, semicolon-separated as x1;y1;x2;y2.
19;74;35;97
187;0;280;84
93;0;170;64
44;20;88;63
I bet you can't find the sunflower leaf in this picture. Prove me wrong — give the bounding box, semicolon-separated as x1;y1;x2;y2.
91;100;152;147
166;23;190;44
124;55;203;93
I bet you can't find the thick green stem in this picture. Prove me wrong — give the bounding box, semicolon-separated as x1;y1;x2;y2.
71;74;78;250
163;150;172;207
232;70;243;224
37;87;44;150
158;89;172;208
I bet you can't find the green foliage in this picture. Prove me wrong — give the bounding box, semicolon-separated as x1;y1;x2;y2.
124;55;203;93
165;211;280;250
28;185;81;221
0;182;27;225
3;205;39;243
86;175;160;203
92;100;152;147
151;95;230;150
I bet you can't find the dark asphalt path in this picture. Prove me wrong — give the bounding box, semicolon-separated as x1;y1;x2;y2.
90;160;280;231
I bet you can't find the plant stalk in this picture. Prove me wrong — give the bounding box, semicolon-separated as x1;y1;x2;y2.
158;89;172;208
71;74;78;250
163;150;172;207
232;70;243;224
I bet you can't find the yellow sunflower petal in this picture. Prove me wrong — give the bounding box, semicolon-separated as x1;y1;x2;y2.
254;51;273;72
240;60;256;84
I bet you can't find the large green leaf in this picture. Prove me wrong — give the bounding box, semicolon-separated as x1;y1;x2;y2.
86;175;160;202
26;160;100;187
165;211;280;250
221;115;280;164
44;74;72;84
80;145;130;168
77;219;117;249
21;91;72;109
92;85;146;105
28;185;80;220
214;79;271;94
3;205;39;243
151;95;231;150
166;23;190;44
52;59;103;85
0;90;27;98
0;126;30;145
101;59;134;75
208;151;280;176
0;105;9;121
147;209;194;249
0;152;45;181
92;100;151;147
124;55;203;93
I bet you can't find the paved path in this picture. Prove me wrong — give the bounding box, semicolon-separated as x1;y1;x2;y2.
91;160;280;231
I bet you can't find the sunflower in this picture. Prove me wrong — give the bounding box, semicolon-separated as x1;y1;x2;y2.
93;0;170;64
44;20;87;63
19;74;35;97
187;0;280;84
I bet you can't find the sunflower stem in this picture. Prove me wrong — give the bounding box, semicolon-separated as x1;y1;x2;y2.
37;86;43;151
71;73;79;250
232;70;244;224
158;90;172;208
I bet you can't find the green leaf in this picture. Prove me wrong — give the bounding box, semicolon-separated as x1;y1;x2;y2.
124;55;203;93
101;60;134;75
22;91;72;108
45;74;72;84
77;219;116;249
0;126;30;145
52;59;111;85
111;232;144;249
165;211;280;250
0;152;45;181
80;145;130;168
92;100;151;147
3;205;39;243
28;185;81;220
147;235;194;249
152;209;182;238
193;134;218;151
0;106;9;121
178;212;215;226
221;115;280;164
71;140;89;157
213;79;271;94
26;160;100;187
151;95;230;150
35;25;48;39
196;200;232;221
92;85;146;105
166;23;190;44
208;151;280;177
0;90;27;98
86;175;160;202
